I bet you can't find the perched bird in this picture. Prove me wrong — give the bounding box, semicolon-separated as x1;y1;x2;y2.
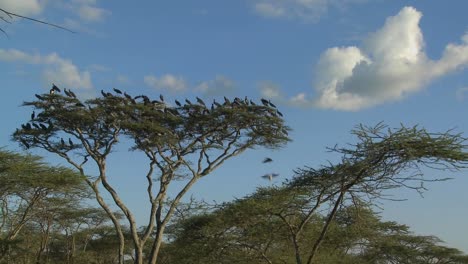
35;94;44;100
185;99;192;105
263;157;273;163
175;99;182;107
68;138;74;147
20;139;30;149
60;138;65;147
261;98;269;106
124;92;132;100
276;110;283;117
39;124;48;130
31;111;35;120
101;90;107;97
261;173;279;181
68;90;76;98
196;97;206;106
50;84;61;94
268;100;276;108
113;88;122;94
160;94;164;102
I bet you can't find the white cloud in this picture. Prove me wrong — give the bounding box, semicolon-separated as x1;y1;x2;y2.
195;75;235;96
252;0;367;21
77;4;109;22
0;49;93;90
275;6;468;111
253;0;327;21
144;74;187;92
0;0;44;16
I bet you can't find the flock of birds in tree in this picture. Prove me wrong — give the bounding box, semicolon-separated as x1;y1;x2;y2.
18;84;287;152
261;157;279;181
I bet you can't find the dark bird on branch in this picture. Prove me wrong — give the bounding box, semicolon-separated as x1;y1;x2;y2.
224;96;231;105
276;110;283;117
35;94;44;100
60;138;65;147
160;94;164;102
20;138;30;149
50;84;61;94
113;88;122;94
261;98;269;106
31;111;35;120
32;123;40;129
213;100;221;107
261;173;279;181
268;100;276;108
40;124;47;130
101;90;107;97
196;97;206;106
263;157;273;163
175;99;181;106
68;90;76;98
68;138;74;147
185;99;192;105
124;92;132;100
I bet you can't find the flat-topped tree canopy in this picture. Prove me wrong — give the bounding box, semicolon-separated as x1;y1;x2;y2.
13;89;290;161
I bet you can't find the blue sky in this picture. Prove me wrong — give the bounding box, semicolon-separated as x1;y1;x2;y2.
1;0;467;252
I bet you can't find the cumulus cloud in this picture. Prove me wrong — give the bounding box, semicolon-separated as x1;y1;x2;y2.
252;0;367;21
144;74;187;92
271;6;468;111
0;0;44;16
195;75;235;96
0;49;93;90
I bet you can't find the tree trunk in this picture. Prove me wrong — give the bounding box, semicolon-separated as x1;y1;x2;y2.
148;225;166;264
306;192;345;264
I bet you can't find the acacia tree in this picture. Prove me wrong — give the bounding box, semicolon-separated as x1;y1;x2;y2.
13;87;290;264
0;149;88;262
285;123;468;264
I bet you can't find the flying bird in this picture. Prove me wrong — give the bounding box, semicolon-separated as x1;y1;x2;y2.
263;157;273;163
261;173;279;181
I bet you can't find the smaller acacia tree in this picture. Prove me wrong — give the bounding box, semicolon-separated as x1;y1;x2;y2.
285;123;468;264
0;149;88;262
13;87;290;264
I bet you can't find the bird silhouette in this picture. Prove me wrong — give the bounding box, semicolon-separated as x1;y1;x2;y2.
175;100;182;107
113;88;122;94
261;173;279;181
50;84;61;94
31;111;35;120
263;157;273;163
